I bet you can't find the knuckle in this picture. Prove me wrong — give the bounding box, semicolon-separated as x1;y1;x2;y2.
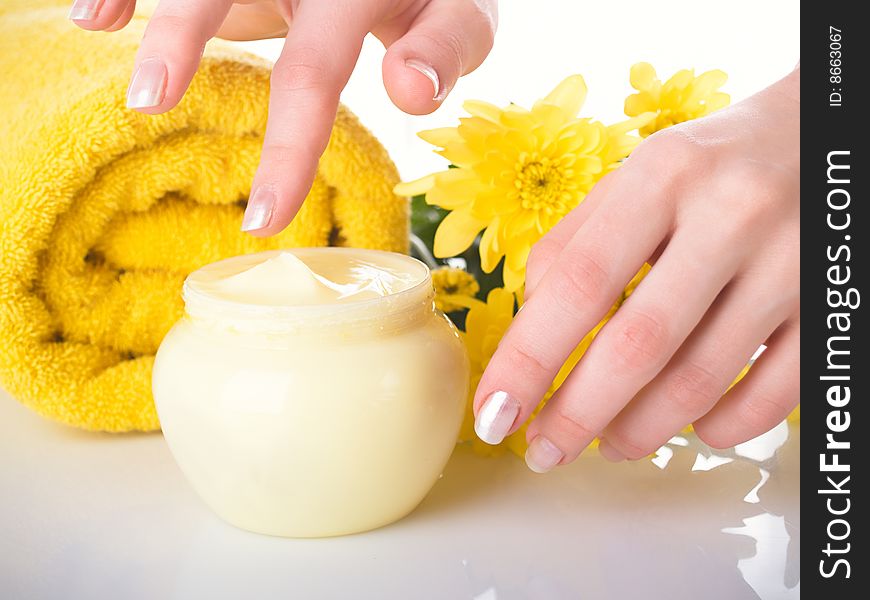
549;249;611;315
416;29;465;71
637;129;709;182
692;421;731;449
740;161;794;208
260;143;305;167
665;362;723;413
717;162;788;230
736;391;790;430
145;13;191;42
526;238;560;280
609;310;670;373
550;405;598;444
715;206;765;244
728;160;769;194
469;3;497;51
271;48;332;94
742;228;800;307
500;341;551;382
604;429;650;460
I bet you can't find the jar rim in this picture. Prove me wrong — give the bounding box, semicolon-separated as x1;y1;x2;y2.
182;248;434;332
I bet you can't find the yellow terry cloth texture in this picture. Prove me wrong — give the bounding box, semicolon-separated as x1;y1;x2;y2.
0;1;408;432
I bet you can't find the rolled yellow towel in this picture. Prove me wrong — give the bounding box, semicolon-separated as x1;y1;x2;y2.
0;1;409;432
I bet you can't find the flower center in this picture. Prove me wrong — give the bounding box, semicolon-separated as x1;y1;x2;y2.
515;157;575;215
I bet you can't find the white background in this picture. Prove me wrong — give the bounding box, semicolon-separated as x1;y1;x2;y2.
243;0;800;180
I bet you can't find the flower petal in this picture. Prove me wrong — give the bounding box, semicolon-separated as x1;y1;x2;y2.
665;69;695;90
418;127;463;148
506;241;532;273
630;63;658;91
608;112;657;137
601;135;641;167
425;169;481;209
599;114;655;164
538;75;587;118
495;288;517;315
502;259;526;292
479;217;503;272
458;117;502;155
433;209;487;257
394;173;437;197
463;99;504;123
624;93;656;117
504;209;540;238
693;69;728;94
426;186;476;210
704;91;731;113
418;127;480;167
499;109;536;131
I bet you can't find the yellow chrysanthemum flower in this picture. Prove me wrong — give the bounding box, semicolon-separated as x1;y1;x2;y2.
431;266;480;313
457;265;651;457
396;75;654;292
625;62;730;137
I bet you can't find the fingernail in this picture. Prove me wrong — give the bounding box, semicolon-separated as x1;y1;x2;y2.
474;391;519;445
241;186;277;232
405;59;447;102
525;436;564;473
69;0;104;21
126;58;167;109
597;439;626;462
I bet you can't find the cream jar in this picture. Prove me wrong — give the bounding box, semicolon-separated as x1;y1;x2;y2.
152;248;469;537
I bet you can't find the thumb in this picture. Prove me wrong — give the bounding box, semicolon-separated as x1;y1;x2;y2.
382;0;497;115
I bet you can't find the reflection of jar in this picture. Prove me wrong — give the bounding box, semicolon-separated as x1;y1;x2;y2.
153;249;469;537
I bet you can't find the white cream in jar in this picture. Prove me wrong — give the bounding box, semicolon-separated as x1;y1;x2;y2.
152;249;469;537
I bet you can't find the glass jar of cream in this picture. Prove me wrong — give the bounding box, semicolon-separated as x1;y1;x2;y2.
152;248;469;537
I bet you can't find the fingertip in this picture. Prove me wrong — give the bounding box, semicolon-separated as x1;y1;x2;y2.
105;0;137;32
241;156;318;237
69;18;99;31
525;435;566;473
126;56;171;112
241;186;303;238
70;0;133;31
242;206;300;238
382;52;447;115
69;17;112;31
691;420;733;450
245;4;366;238
382;0;496;116
597;439;627;462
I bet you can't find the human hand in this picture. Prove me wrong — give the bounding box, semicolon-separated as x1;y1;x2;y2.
472;67;800;472
69;0;497;234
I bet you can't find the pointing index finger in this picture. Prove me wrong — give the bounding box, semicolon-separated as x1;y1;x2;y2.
241;0;377;235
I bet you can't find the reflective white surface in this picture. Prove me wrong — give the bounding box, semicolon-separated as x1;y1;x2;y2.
0;391;799;599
